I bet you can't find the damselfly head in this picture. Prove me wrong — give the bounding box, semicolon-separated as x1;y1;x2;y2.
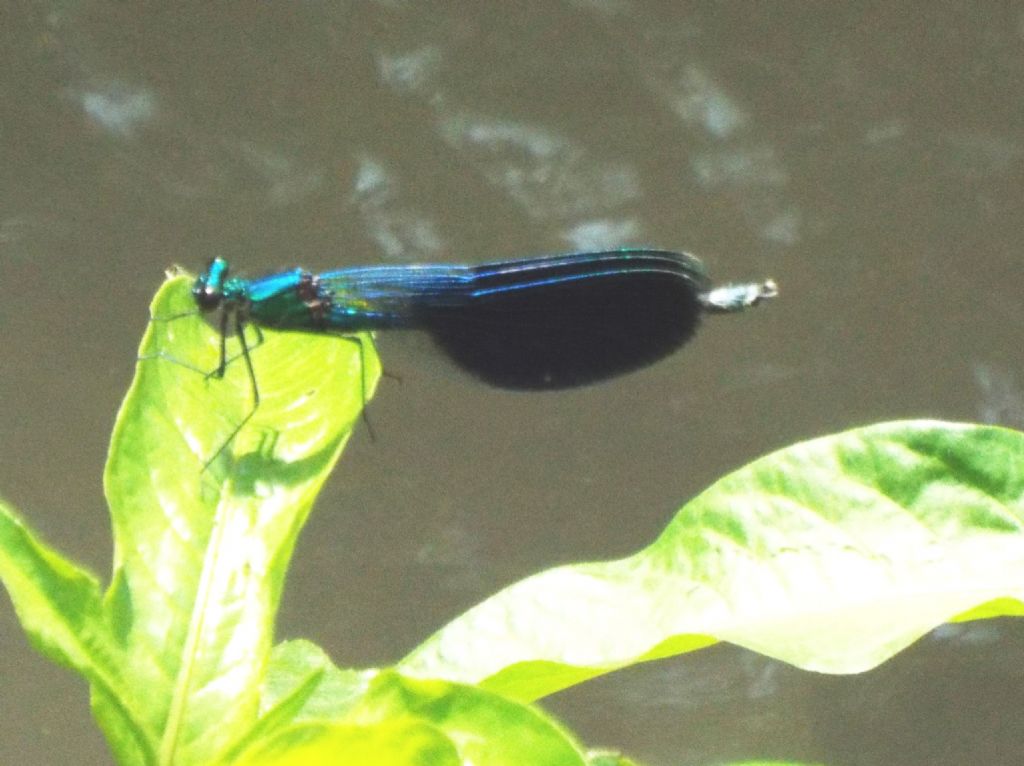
193;257;230;312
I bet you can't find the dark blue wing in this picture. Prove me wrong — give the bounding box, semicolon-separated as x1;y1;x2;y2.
314;249;712;388
420;249;711;389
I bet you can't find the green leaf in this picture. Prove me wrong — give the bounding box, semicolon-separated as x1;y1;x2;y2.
352;672;586;766
216;640;376;764
7;269;1023;766
398;421;1024;700
237;671;587;766
260;640;375;720
98;272;379;765
236;719;461;766
0;498;145;754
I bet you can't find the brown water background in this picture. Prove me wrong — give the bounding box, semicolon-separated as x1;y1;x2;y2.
2;4;1023;764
